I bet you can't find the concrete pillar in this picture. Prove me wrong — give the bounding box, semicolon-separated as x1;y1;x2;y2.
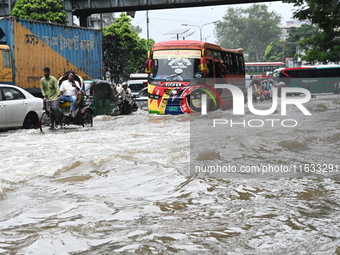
63;0;73;25
66;11;73;25
79;14;89;27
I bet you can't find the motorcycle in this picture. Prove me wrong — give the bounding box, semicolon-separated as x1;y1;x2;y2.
116;95;138;115
254;89;265;103
262;90;272;101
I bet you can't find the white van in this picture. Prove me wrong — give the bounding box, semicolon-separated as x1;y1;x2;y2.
128;73;148;96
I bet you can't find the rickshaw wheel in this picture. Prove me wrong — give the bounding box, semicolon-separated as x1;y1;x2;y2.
83;109;93;127
54;117;63;129
40;112;53;132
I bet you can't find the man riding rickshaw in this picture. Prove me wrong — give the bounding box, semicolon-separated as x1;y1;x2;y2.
58;71;84;117
39;70;93;131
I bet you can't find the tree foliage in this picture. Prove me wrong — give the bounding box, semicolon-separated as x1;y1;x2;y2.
264;40;284;62
11;0;68;24
215;4;281;61
264;24;318;62
286;0;340;63
131;25;142;34
103;13;154;84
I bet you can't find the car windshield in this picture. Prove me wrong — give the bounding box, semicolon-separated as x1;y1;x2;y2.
149;50;202;81
137;88;148;97
129;83;145;92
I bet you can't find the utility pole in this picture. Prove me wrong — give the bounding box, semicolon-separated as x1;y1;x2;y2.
181;21;218;41
8;0;11;14
146;11;149;40
281;41;298;65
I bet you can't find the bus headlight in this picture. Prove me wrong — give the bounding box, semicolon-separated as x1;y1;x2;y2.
149;94;160;100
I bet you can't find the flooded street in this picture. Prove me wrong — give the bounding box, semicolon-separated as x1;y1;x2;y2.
1;94;340;254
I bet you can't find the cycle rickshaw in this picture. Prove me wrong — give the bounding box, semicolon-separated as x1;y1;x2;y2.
40;71;94;132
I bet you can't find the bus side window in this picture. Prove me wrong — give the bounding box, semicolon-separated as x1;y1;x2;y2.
228;54;233;73
230;54;236;74
233;54;237;74
235;55;240;74
315;69;321;77
335;68;340;77
331;68;340;77
239;56;245;73
223;53;229;74
323;69;331;78
228;53;235;74
297;70;309;78
304;70;310;78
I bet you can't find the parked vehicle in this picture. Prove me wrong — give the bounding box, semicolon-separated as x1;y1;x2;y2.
0;84;44;130
132;97;138;112
135;87;148;110
127;73;148;96
0;17;103;97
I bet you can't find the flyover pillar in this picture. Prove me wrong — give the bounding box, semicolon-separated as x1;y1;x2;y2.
79;13;89;27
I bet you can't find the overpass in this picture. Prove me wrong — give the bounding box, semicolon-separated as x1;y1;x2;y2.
1;0;280;26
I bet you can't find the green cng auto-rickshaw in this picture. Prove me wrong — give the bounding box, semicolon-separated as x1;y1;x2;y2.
86;79;119;116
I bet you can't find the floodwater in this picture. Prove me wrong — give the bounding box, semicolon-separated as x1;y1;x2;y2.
0;94;340;254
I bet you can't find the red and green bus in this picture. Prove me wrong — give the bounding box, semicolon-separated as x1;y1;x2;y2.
145;40;245;114
274;65;340;94
245;62;285;80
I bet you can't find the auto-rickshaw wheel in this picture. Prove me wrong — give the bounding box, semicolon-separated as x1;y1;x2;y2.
83;109;93;127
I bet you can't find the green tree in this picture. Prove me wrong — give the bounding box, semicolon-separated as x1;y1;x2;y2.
103;13;154;84
11;0;67;24
131;25;142;34
264;40;284;62
215;4;281;61
286;0;340;63
264;24;318;62
286;24;318;55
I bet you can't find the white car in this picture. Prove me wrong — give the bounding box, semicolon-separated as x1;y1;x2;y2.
127;79;148;97
135;87;148;111
0;84;44;130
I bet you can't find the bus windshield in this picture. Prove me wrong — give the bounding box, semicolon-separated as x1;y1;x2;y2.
150;50;202;81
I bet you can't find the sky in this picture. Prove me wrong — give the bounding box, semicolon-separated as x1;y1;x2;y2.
129;2;297;44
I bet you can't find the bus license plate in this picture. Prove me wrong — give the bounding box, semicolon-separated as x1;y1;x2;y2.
169;106;179;111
